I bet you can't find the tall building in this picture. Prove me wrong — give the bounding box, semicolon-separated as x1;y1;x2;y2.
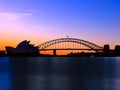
114;45;120;56
103;44;110;56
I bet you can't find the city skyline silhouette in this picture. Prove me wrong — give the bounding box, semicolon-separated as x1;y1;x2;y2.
0;38;120;56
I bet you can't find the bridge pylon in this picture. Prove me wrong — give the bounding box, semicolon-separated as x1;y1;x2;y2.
53;49;56;56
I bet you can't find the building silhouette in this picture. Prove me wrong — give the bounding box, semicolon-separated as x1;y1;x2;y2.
114;45;120;56
103;44;110;56
6;40;39;56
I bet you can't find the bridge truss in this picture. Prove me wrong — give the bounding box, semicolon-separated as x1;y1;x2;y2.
38;38;103;52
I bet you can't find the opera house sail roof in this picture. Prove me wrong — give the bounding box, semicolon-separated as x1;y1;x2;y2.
6;40;39;55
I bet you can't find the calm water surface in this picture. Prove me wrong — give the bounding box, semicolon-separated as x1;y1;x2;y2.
0;57;120;90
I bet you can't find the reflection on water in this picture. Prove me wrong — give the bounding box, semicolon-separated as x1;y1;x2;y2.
0;57;120;90
0;57;11;90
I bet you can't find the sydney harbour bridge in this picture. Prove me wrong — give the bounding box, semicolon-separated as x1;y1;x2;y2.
38;38;103;56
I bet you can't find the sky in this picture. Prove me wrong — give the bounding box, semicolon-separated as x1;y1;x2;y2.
0;0;120;51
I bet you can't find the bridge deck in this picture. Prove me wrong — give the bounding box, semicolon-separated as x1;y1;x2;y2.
39;48;103;51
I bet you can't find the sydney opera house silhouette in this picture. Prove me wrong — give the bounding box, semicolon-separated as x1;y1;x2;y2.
6;40;39;56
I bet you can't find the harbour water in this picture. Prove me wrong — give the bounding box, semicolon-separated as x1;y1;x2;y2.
0;57;120;90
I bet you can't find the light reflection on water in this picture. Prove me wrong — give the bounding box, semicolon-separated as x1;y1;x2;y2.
0;57;120;90
0;57;11;90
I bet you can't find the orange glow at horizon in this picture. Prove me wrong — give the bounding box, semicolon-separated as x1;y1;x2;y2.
40;50;97;55
0;28;117;54
0;37;117;54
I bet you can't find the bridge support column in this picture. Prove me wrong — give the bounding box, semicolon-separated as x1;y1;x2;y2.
53;49;56;56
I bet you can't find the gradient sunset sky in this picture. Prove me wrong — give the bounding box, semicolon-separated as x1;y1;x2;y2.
0;0;120;50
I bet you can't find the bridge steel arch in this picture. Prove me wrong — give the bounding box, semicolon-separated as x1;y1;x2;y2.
38;38;103;52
